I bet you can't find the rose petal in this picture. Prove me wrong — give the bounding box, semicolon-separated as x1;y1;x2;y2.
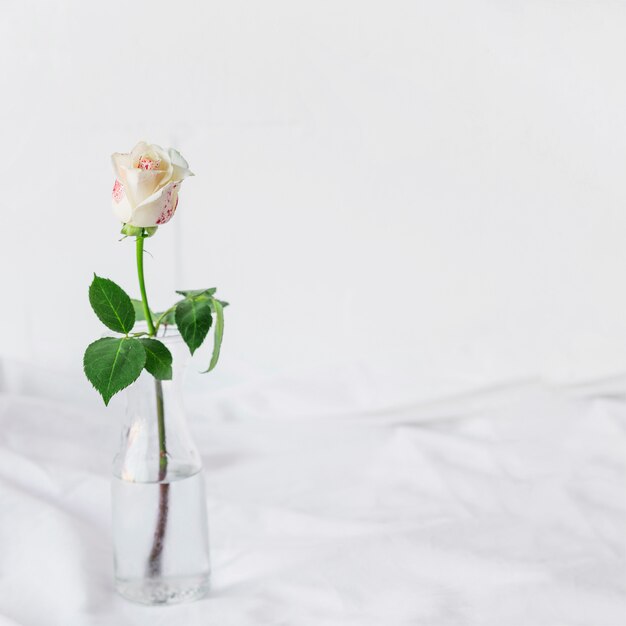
111;152;132;180
127;181;181;227
121;167;171;207
112;185;132;223
129;141;151;167
112;179;124;203
168;148;193;181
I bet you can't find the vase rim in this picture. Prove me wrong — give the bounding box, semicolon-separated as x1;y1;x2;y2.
104;322;183;344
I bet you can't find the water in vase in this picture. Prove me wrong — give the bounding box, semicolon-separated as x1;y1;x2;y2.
112;470;211;605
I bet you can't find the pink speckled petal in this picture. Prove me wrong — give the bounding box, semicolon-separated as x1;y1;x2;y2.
112;185;132;223
127;181;181;227
112;179;124;203
129;141;151;167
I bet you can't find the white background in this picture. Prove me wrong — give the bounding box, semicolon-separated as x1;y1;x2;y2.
2;0;626;408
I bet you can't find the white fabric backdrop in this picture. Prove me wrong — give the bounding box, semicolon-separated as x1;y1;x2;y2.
0;375;624;625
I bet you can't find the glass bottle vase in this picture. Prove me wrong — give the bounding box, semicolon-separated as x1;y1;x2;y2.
111;330;210;605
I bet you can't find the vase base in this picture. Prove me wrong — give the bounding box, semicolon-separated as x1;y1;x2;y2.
115;573;210;605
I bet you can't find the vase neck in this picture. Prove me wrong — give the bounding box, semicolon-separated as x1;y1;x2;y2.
113;346;201;483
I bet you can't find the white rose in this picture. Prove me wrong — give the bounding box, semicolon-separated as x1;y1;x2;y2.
111;141;193;227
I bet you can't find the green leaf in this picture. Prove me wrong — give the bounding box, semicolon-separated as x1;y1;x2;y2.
89;275;135;334
175;297;213;355
176;288;216;299
83;337;146;405
204;297;224;372
139;338;173;380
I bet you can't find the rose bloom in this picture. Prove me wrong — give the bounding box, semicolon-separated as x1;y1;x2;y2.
111;141;192;227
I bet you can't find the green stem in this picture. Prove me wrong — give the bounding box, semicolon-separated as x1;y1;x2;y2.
136;232;170;577
154;304;176;334
136;235;156;337
135;234;168;478
155;379;167;480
